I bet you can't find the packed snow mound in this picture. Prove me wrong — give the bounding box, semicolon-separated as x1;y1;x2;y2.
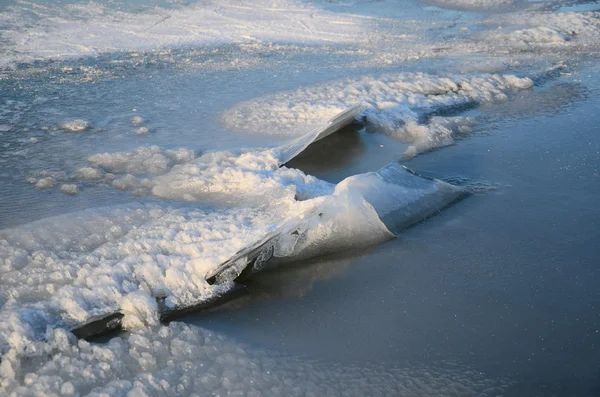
150;149;335;204
1;321;510;396
62;144;334;204
222;72;533;156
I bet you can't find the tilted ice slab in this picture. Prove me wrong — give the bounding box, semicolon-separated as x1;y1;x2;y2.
1;106;466;360
222;72;533;156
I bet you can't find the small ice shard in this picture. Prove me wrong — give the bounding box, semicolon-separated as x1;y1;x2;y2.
26;177;37;184
35;177;56;189
60;184;79;195
132;116;144;126
135;127;149;135
29;137;38;143
61;119;90;132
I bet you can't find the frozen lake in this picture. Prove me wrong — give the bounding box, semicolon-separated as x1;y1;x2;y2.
1;0;599;395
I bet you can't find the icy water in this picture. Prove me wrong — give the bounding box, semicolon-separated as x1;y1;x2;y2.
1;0;600;396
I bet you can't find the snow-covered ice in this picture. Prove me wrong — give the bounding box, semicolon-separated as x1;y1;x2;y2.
1;0;599;394
223;72;533;156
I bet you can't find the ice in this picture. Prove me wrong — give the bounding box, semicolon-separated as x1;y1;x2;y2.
223;72;533;156
0;321;510;396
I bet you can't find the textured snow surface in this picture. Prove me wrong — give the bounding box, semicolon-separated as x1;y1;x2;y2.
424;0;521;11
0;0;366;68
223;72;533;156
0;321;511;396
484;11;600;47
